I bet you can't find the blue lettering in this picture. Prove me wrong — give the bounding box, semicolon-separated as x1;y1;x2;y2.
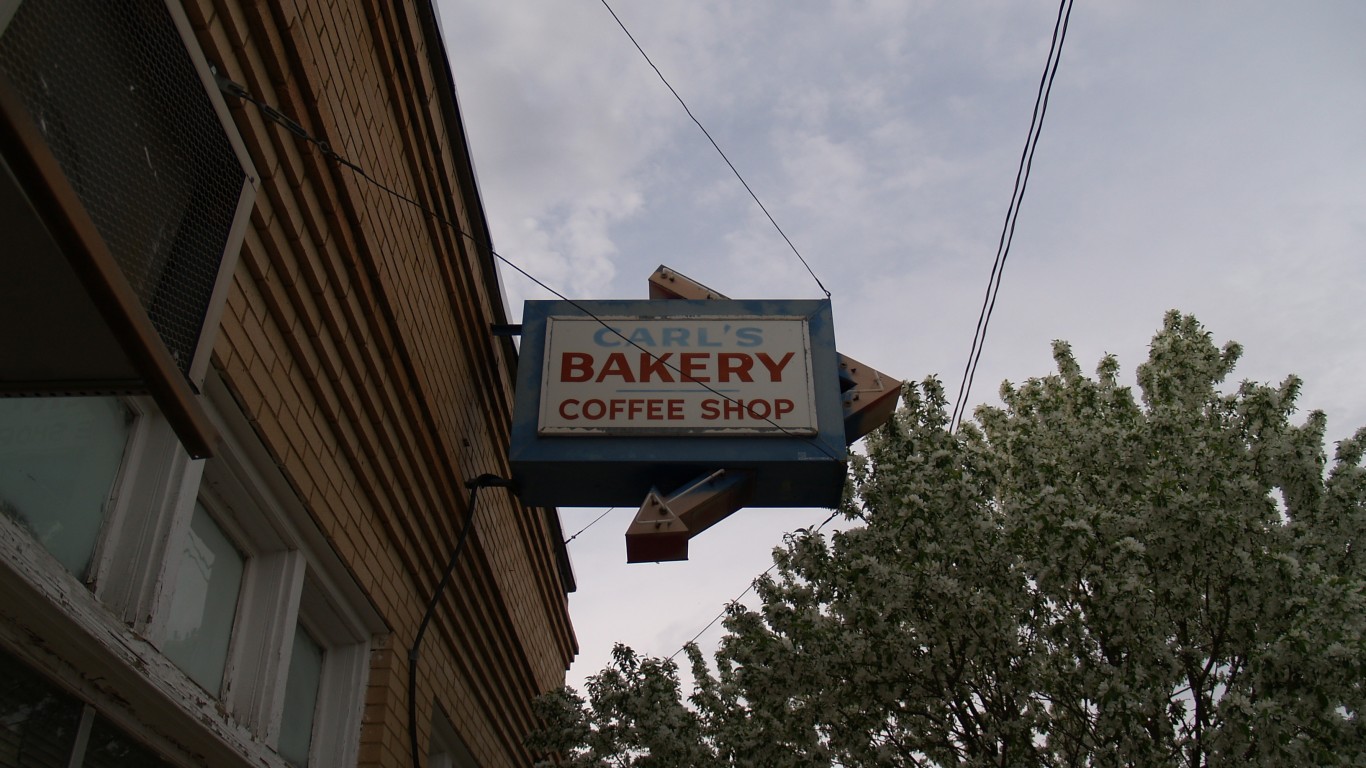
735;327;763;347
627;327;657;347
593;327;623;347
663;327;690;347
697;327;723;347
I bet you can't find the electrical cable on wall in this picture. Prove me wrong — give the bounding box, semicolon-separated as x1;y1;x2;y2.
407;473;515;768
950;0;1074;432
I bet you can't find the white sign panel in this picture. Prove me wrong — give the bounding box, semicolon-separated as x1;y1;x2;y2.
538;316;818;435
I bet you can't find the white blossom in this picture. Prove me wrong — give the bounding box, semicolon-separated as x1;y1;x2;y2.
529;313;1365;767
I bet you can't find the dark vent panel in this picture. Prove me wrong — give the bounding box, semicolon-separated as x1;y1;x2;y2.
0;0;249;374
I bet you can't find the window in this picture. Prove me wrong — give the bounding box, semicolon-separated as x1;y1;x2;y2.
0;646;175;768
0;644;82;767
0;373;380;766
159;500;246;695
80;713;175;768
0;397;133;577
277;578;373;768
0;392;204;627
429;712;480;768
148;373;378;766
278;623;324;767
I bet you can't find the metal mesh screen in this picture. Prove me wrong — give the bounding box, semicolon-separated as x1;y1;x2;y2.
0;0;247;375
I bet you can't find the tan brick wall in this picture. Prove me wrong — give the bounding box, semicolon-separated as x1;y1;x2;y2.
185;0;577;765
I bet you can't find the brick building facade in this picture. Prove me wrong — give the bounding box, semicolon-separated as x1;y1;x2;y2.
0;0;576;766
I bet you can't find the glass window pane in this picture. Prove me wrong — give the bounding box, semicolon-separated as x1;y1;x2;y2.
278;624;324;767
0;646;83;767
1;647;177;768
0;397;131;576
160;501;244;695
82;714;175;768
429;713;480;768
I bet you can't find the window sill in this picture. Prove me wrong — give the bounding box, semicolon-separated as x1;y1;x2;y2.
0;511;290;768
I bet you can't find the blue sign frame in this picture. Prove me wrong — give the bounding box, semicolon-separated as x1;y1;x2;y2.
510;299;847;507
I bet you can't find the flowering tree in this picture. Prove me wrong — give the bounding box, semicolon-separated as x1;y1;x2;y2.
530;312;1364;767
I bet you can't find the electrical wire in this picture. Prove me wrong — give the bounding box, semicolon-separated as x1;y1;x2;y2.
215;77;844;463
666;507;841;662
216;54;849;759
949;0;1074;432
596;0;831;300
563;507;617;545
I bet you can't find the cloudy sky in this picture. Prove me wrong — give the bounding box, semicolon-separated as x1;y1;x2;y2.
435;0;1366;689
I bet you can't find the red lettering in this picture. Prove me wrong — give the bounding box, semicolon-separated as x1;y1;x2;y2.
756;352;795;382
701;399;720;420
559;395;790;425
717;353;754;383
638;352;675;383
680;352;711;382
595;352;636;383
561;352;594;382
563;398;692;422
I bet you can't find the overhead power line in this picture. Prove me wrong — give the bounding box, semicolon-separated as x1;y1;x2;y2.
216;75;843;463
950;0;1075;432
563;507;617;545
596;0;831;299
666;507;840;662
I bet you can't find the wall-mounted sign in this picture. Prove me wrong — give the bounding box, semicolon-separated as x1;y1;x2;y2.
510;299;847;508
538;316;818;436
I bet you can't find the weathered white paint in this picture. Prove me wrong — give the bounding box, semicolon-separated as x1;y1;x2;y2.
224;549;306;743
0;510;286;768
202;373;380;767
91;397;203;632
0;370;385;768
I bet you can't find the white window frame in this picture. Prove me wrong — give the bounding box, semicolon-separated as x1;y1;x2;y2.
292;578;372;767
0;393;196;612
149;478;302;713
1;371;382;768
0;444;275;767
194;370;381;766
90;396;204;629
161;492;256;696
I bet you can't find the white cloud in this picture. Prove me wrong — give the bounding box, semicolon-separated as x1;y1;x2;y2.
436;0;1366;683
